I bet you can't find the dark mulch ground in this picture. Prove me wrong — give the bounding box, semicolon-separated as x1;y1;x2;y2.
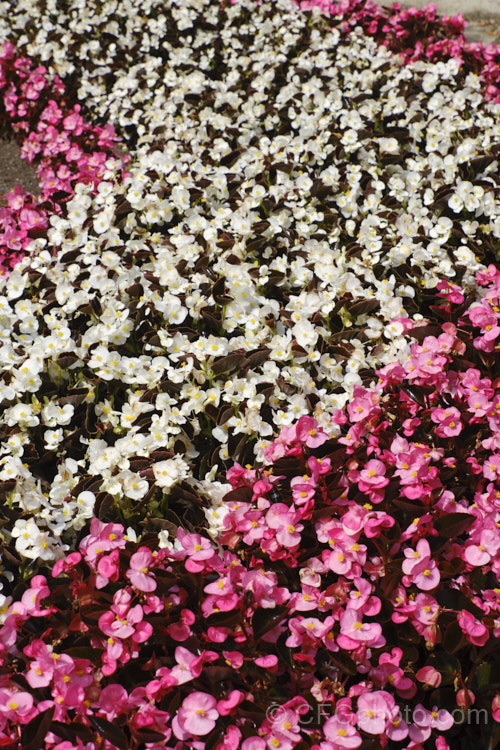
0;138;40;198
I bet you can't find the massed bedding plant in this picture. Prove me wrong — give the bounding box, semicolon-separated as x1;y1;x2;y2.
0;0;500;564
0;0;498;748
1;269;500;748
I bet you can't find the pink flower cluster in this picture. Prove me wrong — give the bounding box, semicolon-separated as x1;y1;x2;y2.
0;41;127;272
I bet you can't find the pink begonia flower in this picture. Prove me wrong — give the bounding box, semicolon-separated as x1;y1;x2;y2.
286;615;335;648
323;716;362;748
96;548;120;589
126;547;157;592
291;479;316;506
463;528;500;567
97;684;129;721
409;704;454;742
21;575;54;616
157;646;212;687
223;650;244;669
204;574;235;597
52;552;82;578
457;609;489;646
430;406;463;437
356;691;393;734
295;415;328;447
217;689;245;716
24;639;74;689
177;528;216;573
409;558;440;591
168;608;195;641
19;207;47;230
468;303;500;338
255;654;278;669
241;739;266;750
492;693;500;722
348;578;380;616
0;688;34;720
337;609;385;650
348;459;389;503
172;691;219;738
357;459;390;491
215;725;242;750
98;588;152;652
265;503;304;548
79;519;126;564
402;539;440;591
370;659;416;699
415;666;442;688
437;279;465;304
483;454;500;481
456;689;475;708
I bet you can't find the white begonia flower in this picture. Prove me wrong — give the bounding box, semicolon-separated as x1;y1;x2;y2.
4;403;39;428
11;518;63;561
93;208;114;234
153;456;189;490
72;491;96;529
44;429;64;451
0;594;13;625
119;470;150;500
42;402;75;426
292;320;318;349
89;446;123;476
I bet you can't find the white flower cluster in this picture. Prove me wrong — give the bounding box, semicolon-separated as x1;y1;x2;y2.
0;0;498;561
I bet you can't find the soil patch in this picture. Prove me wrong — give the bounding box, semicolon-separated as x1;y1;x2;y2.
0;138;40;198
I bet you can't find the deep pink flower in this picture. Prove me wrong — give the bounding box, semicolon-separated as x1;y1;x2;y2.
266;503;304;548
98;684;129;721
458;609;489;646
295;416;328;447
217;690;245;716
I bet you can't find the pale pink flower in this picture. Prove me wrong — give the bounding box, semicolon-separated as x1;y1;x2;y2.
0;688;34;720
338;609;385;649
356;691;393;734
126;547;157;592
323;716;362;748
173;691;219;738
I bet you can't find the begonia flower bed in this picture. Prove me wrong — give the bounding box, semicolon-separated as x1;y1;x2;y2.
0;0;498;747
